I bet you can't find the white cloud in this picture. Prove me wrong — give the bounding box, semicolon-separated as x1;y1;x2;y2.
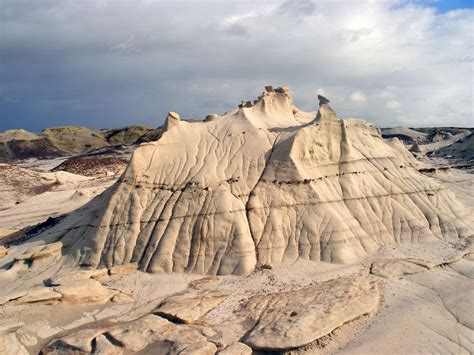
386;100;401;110
0;0;472;130
350;91;367;104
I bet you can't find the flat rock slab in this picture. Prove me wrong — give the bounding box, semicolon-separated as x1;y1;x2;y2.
155;290;229;324
371;246;474;278
53;279;117;305
370;258;431;277
243;274;379;351
0;279;118;306
43;314;217;354
0;287;61;306
46;268;108;286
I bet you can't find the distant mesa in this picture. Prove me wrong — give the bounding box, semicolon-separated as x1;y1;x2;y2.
31;86;470;276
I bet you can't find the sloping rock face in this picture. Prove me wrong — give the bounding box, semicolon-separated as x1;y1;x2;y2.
46;87;471;275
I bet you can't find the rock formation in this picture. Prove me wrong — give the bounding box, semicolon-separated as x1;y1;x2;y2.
164;112;181;131
409;142;423;153
36;87;471;275
317;94;330;105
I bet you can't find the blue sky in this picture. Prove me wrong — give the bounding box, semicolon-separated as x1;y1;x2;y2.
429;0;473;13
0;0;473;132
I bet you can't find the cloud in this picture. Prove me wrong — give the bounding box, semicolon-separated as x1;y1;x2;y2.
278;0;316;19
386;100;401;110
111;35;140;52
0;0;472;131
350;91;367;104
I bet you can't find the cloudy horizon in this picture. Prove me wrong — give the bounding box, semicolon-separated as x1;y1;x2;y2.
1;0;473;132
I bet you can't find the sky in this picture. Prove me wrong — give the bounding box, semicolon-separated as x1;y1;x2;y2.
0;0;473;132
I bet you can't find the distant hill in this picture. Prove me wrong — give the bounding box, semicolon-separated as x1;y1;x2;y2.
381;126;473;144
0;125;161;161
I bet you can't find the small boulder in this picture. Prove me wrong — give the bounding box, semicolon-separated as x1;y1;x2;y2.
3;287;62;305
46;268;108;286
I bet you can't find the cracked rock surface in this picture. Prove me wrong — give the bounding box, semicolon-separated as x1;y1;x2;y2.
29;87;471;275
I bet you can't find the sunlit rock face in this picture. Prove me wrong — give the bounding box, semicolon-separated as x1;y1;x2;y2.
49;87;471;275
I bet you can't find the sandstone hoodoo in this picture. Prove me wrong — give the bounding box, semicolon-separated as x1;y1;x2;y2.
40;87;471;275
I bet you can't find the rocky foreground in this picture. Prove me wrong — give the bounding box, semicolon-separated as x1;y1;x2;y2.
0;88;472;354
0;235;472;354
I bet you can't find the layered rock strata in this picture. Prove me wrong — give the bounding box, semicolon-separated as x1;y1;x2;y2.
38;87;471;275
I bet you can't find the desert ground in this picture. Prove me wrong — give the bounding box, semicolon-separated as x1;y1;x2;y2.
0;88;472;354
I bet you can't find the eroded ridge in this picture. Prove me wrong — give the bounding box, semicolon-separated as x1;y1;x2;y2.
36;87;471;275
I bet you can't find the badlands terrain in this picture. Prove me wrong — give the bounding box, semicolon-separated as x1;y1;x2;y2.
0;87;473;354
